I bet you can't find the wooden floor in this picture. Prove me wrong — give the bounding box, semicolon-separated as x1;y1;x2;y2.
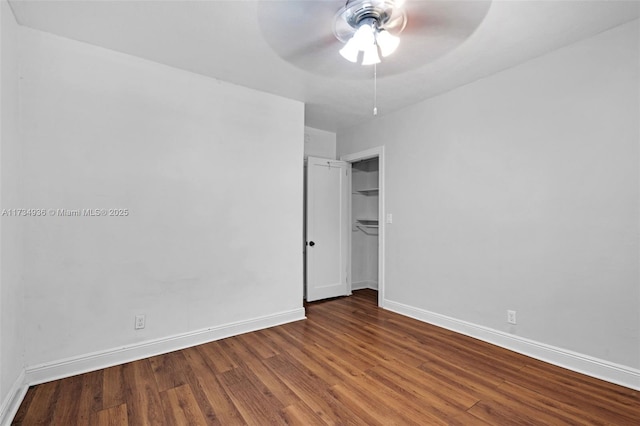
12;289;640;425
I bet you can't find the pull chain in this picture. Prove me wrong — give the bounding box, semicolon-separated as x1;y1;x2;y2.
373;62;378;116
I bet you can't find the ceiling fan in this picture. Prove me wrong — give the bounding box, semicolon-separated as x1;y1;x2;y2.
257;1;492;79
333;0;407;65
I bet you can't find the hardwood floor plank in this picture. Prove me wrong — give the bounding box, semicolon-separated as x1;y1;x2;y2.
416;352;507;397
218;338;297;412
447;410;495;426
524;360;639;404
48;374;84;424
263;352;367;424
262;327;347;387
122;359;166;426
181;345;244;425
94;403;128;426
505;364;640;424
12;290;639;425
149;351;190;392
232;336;301;406
491;381;611;426
363;365;463;425
469;398;566;425
238;330;281;359
414;332;529;383
217;366;288;426
196;340;239;374
80;370;104;420
302;341;370;379
160;384;208;426
308;320;394;367
356;368;449;425
10;385;36;425
280;402;328;425
328;383;400;426
14;380;60;425
366;362;478;419
102;365;126;410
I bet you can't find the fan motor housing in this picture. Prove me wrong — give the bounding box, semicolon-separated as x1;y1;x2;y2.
346;1;394;28
334;0;405;42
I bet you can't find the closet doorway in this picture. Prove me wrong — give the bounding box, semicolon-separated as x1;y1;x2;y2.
341;147;385;307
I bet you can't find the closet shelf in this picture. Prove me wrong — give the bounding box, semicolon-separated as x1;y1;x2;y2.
353;188;379;195
356;218;378;225
355;218;378;231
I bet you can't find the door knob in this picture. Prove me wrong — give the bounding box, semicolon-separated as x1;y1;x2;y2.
308;241;315;246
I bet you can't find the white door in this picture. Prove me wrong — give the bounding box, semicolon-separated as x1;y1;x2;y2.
305;157;350;302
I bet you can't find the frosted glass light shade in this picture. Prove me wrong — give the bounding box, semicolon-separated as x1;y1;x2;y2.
338;21;399;65
376;30;400;57
362;43;381;65
352;23;375;51
339;38;360;62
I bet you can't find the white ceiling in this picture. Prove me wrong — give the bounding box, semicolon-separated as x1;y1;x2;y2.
9;0;640;132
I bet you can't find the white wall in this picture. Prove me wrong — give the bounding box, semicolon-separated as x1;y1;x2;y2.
304;126;336;159
19;28;305;369
0;0;25;417
338;20;639;375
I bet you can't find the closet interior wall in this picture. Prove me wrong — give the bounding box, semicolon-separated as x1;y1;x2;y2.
351;158;379;291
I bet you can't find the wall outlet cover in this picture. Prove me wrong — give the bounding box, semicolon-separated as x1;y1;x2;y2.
135;314;146;329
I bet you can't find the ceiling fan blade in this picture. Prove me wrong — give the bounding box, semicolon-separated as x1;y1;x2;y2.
281;34;339;62
383;8;407;35
402;0;492;38
258;1;344;60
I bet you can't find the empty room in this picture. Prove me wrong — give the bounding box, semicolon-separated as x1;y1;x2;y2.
1;0;638;424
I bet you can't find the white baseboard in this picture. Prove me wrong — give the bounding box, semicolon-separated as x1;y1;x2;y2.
25;308;306;387
351;280;378;291
0;370;28;426
384;299;640;391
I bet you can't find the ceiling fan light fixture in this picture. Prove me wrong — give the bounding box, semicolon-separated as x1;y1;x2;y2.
376;29;400;57
352;21;376;50
334;0;406;66
339;38;360;62
362;43;381;65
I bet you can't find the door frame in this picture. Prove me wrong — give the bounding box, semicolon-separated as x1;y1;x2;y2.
340;146;386;308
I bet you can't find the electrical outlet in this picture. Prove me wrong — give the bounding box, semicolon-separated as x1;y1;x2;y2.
135;314;146;330
507;310;517;325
